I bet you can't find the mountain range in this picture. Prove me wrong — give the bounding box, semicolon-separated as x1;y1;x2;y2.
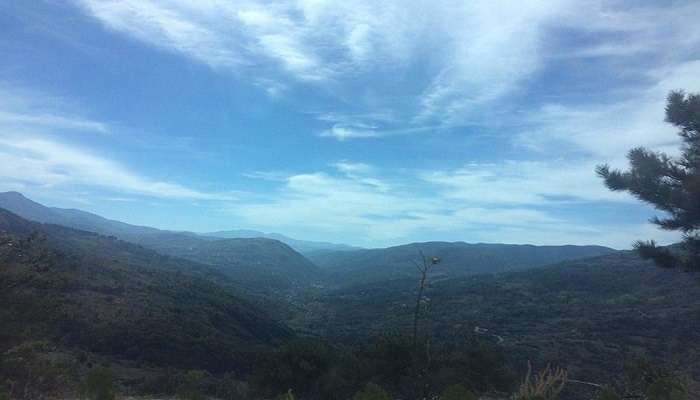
0;191;321;289
1;191;694;399
295;250;700;398
0;208;292;374
0;191;355;255
0;191;616;289
205;229;360;253
308;241;615;284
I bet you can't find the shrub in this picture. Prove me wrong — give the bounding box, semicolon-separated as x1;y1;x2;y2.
645;376;687;400
595;387;621;400
353;383;392;400
216;372;250;400
275;389;296;400
513;363;567;400
624;359;688;400
441;384;477;400
176;370;206;400
81;367;115;400
251;339;334;396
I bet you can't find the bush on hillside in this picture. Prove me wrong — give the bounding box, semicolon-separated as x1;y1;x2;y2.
80;367;115;400
441;384;477;400
513;364;567;400
352;383;392;400
176;370;207;400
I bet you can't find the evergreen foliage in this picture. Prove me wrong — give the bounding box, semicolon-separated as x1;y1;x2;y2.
275;389;296;400
176;370;207;400
596;359;689;400
597;90;700;271
80;367;115;400
352;383;392;400
594;387;621;400
440;384;477;400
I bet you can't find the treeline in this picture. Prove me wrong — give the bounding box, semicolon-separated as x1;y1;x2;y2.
1;334;691;400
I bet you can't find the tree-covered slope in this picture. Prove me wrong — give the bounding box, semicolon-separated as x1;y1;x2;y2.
205;230;360;254
308;241;615;284
0;192;323;289
137;233;324;289
293;250;700;389
0;208;293;372
0;191;160;238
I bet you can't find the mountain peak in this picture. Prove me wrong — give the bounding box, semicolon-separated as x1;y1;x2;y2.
0;191;33;201
1;190;25;196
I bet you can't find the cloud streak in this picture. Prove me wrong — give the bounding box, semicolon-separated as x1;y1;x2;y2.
0;83;232;201
74;0;700;141
229;160;669;248
0;135;233;200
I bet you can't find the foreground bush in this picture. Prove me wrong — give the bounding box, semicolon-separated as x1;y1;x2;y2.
513;364;567;400
176;370;207;400
441;384;477;400
80;367;115;400
595;359;689;400
353;383;392;400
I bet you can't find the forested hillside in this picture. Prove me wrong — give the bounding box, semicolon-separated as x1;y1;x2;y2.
0;192;323;290
293;250;700;398
138;233;323;289
0;198;696;400
0;209;293;397
205;230;360;254
310;241;615;284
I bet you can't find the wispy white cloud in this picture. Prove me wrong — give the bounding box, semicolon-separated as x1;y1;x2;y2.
0;111;108;134
0;83;233;201
74;0;700;141
241;170;290;182
473;222;680;250
75;0;242;68
0;84;109;135
8;0;697;247
331;161;374;175
422;160;630;206
518;59;700;159
236;5;331;81
0;135;234;200
320;124;379;140
228;160;670;248
413;0;568;125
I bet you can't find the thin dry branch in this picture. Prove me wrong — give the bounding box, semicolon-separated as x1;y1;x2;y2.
513;362;568;400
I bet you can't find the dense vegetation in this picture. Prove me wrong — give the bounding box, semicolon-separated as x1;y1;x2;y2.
205;230;360;254
0;209;295;398
308;242;614;285
138;233;323;289
293;251;700;398
0;192;323;290
1;191;698;399
0;209;516;399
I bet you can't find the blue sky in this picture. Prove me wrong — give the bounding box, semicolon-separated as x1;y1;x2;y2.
1;0;699;248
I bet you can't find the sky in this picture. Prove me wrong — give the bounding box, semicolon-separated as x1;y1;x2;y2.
1;0;699;248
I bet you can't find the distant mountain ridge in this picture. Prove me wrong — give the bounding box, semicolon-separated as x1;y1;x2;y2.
137;232;323;288
205;229;361;253
0;192;616;288
309;240;617;284
0;191;356;254
0;191;160;238
0;192;322;288
0;208;293;372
